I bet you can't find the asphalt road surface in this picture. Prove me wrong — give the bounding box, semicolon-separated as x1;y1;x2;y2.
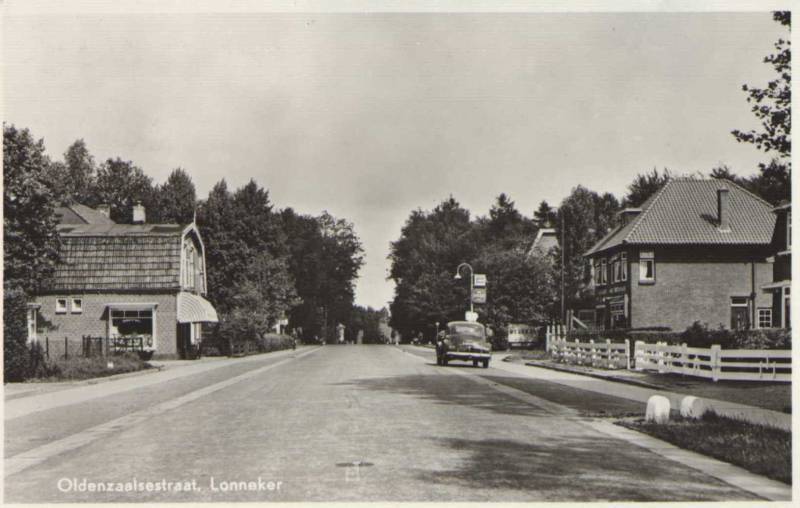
4;345;761;502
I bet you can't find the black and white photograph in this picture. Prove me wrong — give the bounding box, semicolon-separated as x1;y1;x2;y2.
2;0;794;503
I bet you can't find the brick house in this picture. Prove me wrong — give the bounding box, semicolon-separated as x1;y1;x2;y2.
761;201;791;328
28;203;218;359
584;178;775;331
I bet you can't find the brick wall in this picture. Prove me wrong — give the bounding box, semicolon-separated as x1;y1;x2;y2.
628;246;772;331
34;292;179;358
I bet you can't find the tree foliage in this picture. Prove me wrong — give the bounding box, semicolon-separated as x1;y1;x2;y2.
92;158;155;223
150;168;196;224
621;168;671;208
3;125;62;381
732;11;791;161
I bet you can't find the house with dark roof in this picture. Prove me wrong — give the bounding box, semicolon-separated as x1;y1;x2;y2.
584;178;776;331
29;204;218;359
762;201;791;329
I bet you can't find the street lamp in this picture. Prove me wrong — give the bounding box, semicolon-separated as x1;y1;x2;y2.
454;262;474;314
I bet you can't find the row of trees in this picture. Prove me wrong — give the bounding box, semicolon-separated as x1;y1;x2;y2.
389;12;791;342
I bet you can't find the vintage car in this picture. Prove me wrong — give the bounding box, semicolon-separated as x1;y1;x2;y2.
436;321;491;368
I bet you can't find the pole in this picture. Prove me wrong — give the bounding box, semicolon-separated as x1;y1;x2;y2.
561;213;566;324
470;272;474;314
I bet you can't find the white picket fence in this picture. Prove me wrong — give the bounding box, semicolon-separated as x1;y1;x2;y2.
634;341;791;382
550;338;631;370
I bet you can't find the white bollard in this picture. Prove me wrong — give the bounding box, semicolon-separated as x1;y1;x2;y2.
679;396;709;419
645;395;671;424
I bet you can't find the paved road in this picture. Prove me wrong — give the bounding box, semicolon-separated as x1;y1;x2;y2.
5;345;760;502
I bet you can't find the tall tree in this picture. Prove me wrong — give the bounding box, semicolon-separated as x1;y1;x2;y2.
533;200;556;227
3;125;61;293
3;125;62;381
621;168;671;208
151;168;196;224
730;11;791;205
91;158;155;223
554;186;620;312
732;11;791;162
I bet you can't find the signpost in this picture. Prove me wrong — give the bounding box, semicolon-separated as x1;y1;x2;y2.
473;274;487;287
471;287;487;304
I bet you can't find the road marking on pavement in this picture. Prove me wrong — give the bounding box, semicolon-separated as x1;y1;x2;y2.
4;347;321;478
398;346;791;502
5;347;314;421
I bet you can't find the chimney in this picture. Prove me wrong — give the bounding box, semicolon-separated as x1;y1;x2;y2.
132;202;146;224
97;204;111;218
717;188;730;232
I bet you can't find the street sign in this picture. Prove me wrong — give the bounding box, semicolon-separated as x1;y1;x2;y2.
465;311;479;322
473;274;487;287
471;287;487;304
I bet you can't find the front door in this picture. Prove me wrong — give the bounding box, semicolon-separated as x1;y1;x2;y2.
177;323;192;359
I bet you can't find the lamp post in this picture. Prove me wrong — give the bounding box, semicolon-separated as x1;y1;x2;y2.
454;262;474;314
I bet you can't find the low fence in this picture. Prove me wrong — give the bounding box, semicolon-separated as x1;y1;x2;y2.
550;338;630;370
634;341;791;382
36;336;147;359
544;324;567;353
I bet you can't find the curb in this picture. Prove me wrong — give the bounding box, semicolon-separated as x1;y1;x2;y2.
522;359;665;390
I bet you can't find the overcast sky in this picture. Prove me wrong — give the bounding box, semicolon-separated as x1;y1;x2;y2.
3;9;784;308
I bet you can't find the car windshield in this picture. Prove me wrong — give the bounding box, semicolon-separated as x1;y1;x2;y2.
449;323;484;339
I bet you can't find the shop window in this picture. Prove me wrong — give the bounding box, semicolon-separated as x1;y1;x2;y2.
757;308;773;329
609;302;626;329
110;309;155;349
71;298;83;314
639;250;655;283
56;299;67;314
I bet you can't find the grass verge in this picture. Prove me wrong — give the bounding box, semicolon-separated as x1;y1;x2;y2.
618;412;791;484
32;353;153;382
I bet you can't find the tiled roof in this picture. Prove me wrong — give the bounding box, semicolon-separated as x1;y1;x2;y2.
585;178;776;257
54;204;115;225
45;224;185;292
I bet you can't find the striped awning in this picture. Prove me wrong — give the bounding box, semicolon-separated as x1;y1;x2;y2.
177;292;219;323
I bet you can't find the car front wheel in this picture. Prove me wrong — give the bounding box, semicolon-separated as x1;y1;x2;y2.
482;359;489;368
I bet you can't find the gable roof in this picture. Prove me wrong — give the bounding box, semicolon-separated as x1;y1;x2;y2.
54;204;115;225
44;223;199;292
585;178;776;257
527;228;558;257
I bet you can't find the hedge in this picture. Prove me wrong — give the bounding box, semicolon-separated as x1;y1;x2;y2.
567;322;791;350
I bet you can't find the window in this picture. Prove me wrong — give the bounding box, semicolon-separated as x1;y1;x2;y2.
639;250;655;283
787;211;792;251
594;260;602;285
757;308;773;329
784;286;791;328
71;298;83;314
610;256;619;283
110;309;155;349
56;299;67;314
620;252;628;281
609;301;626;329
600;259;607;285
731;297;750;330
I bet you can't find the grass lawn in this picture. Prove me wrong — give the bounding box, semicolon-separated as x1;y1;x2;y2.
624;372;791;414
31;353;153;382
618;412;791;484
